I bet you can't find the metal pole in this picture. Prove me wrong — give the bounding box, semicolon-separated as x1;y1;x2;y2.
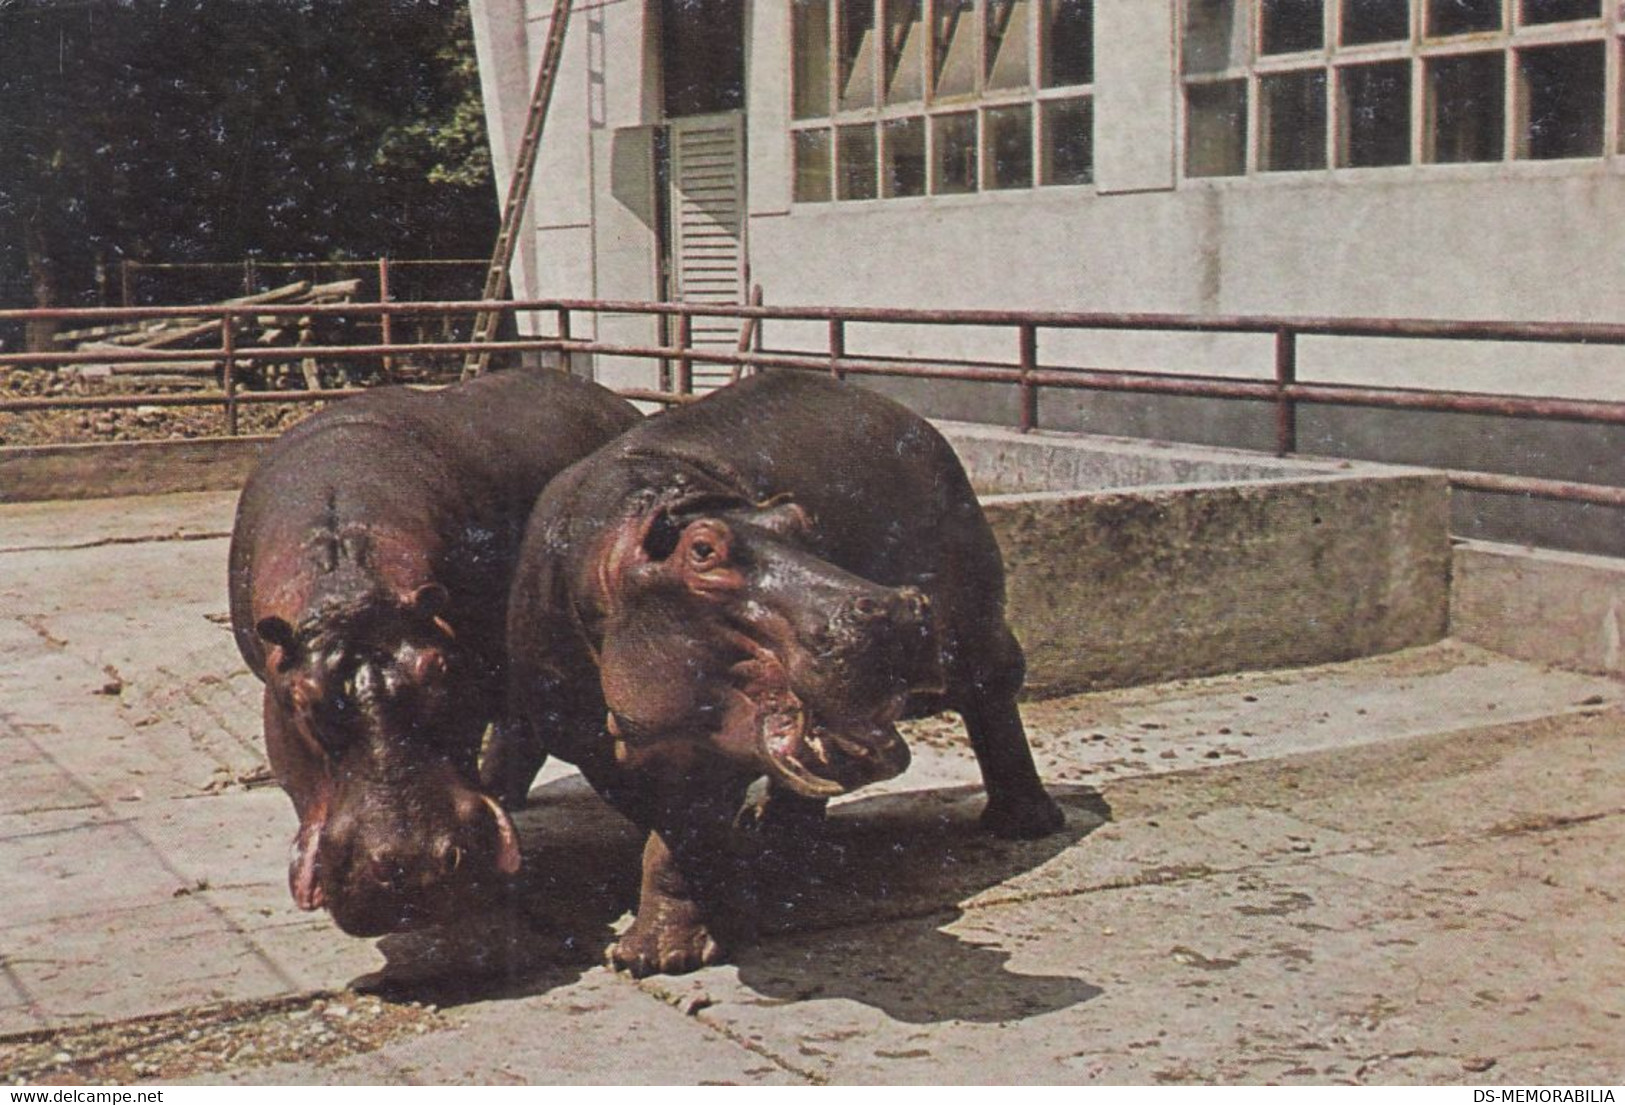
378;257;394;379
676;311;693;395
120;260;133;308
557;307;572;374
829;318;846;381
222;312;238;436
1019;322;1038;433
1275;328;1297;456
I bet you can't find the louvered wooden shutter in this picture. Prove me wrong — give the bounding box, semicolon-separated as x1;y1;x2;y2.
669;111;747;394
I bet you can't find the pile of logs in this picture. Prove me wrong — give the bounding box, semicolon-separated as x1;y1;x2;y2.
52;279;362;389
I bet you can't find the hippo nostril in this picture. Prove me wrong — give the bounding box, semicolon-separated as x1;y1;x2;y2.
436;839;464;876
366;848;407;890
851;596;882;619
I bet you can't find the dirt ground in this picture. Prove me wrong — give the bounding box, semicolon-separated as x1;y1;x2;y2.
0;367;307;446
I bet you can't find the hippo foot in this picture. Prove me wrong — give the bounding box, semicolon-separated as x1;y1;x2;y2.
607;904;725;978
980;792;1066;840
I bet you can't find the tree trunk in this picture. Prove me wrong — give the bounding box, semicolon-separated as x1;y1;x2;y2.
24;208;60;353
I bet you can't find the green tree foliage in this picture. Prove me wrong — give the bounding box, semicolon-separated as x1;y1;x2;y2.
0;0;496;346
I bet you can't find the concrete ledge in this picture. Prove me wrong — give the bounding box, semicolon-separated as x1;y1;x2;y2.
937;422;1452;695
1451;539;1625;679
941;420;1332;494
985;476;1451;696
0;437;273;502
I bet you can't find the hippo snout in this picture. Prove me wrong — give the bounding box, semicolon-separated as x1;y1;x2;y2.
360;834;463;891
823;585;942;697
319;782;522;936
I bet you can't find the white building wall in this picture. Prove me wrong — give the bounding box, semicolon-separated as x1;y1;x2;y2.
474;1;1625;403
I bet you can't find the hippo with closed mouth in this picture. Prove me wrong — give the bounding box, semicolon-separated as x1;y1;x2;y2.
496;370;1063;975
228;369;640;936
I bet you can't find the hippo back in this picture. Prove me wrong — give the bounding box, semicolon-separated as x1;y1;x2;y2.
229;370;641;677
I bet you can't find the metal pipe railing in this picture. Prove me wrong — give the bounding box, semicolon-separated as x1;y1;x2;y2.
4;297;1623;513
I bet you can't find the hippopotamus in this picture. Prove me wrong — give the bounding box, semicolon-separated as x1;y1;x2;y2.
228;369;640;936
497;370;1063;975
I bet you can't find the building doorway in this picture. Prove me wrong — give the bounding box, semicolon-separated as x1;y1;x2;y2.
656;0;747;393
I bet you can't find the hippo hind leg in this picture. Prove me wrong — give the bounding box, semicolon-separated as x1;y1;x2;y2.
962;693;1064;838
958;630;1064;839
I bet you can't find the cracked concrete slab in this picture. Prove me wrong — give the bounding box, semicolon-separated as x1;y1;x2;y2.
2;491;1622;1085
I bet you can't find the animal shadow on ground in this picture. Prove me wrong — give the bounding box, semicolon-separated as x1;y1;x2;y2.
732;782;1108;1023
355;776;1107;1025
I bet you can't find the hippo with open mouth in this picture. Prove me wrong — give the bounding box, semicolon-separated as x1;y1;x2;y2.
496;370;1063;975
228;369;640;936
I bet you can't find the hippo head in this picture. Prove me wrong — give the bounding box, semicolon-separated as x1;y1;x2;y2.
256;582;521;936
592;494;946;797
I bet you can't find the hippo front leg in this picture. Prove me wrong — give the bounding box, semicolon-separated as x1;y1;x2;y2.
608;828;727;977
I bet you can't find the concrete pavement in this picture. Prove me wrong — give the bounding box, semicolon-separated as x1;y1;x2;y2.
1;491;1621;1084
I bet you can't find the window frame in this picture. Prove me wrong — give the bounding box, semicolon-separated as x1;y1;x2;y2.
1177;0;1623;183
790;0;1097;205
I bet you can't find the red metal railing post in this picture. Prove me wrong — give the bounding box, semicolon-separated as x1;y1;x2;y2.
557;307;572;373
676;310;694;395
1019;322;1038;432
829;318;846;381
1274;327;1297;456
221;312;238;436
378;257;394;378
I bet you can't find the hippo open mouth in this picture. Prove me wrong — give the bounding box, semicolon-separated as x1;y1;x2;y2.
755;688;912;798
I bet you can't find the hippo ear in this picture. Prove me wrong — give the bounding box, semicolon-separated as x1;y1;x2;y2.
407;583;450;617
256;616;298;654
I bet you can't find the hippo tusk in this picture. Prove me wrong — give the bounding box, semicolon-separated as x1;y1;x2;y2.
288;814;326;911
480;792;523;875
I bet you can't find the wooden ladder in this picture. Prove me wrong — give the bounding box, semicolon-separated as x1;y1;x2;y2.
462;0;574;379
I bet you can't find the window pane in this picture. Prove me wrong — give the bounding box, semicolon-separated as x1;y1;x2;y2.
1338;61;1411;166
1260;0;1324;55
1519;0;1599;23
1516;41;1604;159
884;0;924;104
986;0;1032;89
1260;69;1327;170
1042;0;1093;87
1426;52;1504;162
794;129;833;202
1427;0;1501;36
838;0;878;110
792;0;831;119
985;104;1033;187
1183;0;1248;74
837;124;879;199
1041;96;1093;184
1186;79;1248;175
1341;0;1410;44
933;112;979;192
934;0;979;98
883;117;926;196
